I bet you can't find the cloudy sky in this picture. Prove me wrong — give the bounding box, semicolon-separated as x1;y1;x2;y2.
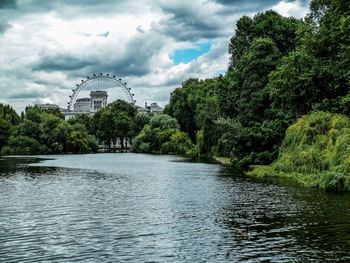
0;0;310;112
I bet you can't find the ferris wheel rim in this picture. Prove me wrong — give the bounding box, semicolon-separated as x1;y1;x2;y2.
67;74;135;111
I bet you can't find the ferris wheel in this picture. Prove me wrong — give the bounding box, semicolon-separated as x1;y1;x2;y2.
67;73;135;111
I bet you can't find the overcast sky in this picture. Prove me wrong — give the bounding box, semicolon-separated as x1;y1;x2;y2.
0;0;310;112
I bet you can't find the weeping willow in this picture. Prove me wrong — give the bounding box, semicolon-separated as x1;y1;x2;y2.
248;112;350;192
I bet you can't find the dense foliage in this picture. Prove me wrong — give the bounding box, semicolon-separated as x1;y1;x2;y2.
1;106;98;155
132;114;194;155
0;103;20;150
92;100;137;149
165;0;350;171
228;10;301;69
248;112;350;192
0;100;153;155
1;0;349;191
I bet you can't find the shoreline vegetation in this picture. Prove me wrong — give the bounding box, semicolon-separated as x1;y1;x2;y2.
247;112;350;192
1;0;349;191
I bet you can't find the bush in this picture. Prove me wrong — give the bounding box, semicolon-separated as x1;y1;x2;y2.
1;146;14;155
138;142;151;153
160;142;177;154
8;135;49;155
132;115;194;155
248;112;350;191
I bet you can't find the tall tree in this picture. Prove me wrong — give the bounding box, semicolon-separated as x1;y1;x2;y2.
270;0;350;118
0;103;19;151
92;100;137;149
164;78;219;143
228;10;302;68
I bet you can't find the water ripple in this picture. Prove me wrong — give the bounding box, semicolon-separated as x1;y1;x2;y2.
0;154;350;262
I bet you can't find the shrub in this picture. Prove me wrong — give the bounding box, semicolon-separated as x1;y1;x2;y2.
1;146;14;155
8;135;49;155
248;112;350;191
132;116;194;155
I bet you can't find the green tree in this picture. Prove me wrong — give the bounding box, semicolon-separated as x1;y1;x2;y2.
0;103;19;152
0;119;11;150
269;50;316;117
149;113;179;130
0;103;20;125
216;38;285;166
269;0;350;118
164;78;219;142
7;135;48;155
164;78;199;141
233;38;281;125
4;105;97;155
12;119;42;139
228;10;302;68
114;112;133;148
68;114;94;134
93;100;137;149
93;108;115;148
132;114;194;155
133;112;152;135
68;131;89;153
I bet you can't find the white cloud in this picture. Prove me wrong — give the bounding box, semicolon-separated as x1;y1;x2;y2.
271;0;309;18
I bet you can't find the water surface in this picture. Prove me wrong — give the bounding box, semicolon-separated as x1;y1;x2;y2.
0;153;349;262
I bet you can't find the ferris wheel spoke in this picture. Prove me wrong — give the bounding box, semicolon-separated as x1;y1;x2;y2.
67;74;135;111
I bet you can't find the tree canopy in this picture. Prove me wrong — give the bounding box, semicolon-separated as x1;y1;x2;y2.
163;0;350;169
1;0;350;188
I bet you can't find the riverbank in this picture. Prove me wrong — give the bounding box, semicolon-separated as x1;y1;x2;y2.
213;156;231;165
4;140;350;193
247;112;350;192
246;166;350;191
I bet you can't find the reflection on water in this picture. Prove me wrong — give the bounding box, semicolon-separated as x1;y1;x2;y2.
0;153;349;262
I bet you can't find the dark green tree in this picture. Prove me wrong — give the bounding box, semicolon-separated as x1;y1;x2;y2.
132;114;193;155
133;112;152;135
228;10;302;68
270;0;350;118
0;103;20;125
0;119;11;150
164;78;219;143
233;38;281;125
93;100;137;149
68;114;94;134
0;103;19;152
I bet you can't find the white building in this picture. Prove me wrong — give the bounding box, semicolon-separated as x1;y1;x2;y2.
62;90;108;119
138;102;163;113
35;103;59;110
91;91;108;112
73;91;108;112
74;98;91;112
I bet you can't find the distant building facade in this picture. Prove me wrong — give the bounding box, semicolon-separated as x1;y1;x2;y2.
72;91;108;113
62;90;108;119
138;102;163;113
35;103;59;110
60;90;162;119
91;91;108;112
74;98;91;112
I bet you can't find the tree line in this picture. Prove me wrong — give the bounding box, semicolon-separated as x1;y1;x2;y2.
162;0;350;190
0;100;141;155
0;99;193;156
164;0;349;168
1;0;349;191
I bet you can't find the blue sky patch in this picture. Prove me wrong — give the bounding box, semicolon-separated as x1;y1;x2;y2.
171;41;211;64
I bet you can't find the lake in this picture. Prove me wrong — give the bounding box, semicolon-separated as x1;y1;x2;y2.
0;153;349;262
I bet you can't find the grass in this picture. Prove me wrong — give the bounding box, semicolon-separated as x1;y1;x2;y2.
247;112;350;192
213;156;232;165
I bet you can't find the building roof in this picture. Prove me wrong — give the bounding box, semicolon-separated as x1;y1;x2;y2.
76;98;91;102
